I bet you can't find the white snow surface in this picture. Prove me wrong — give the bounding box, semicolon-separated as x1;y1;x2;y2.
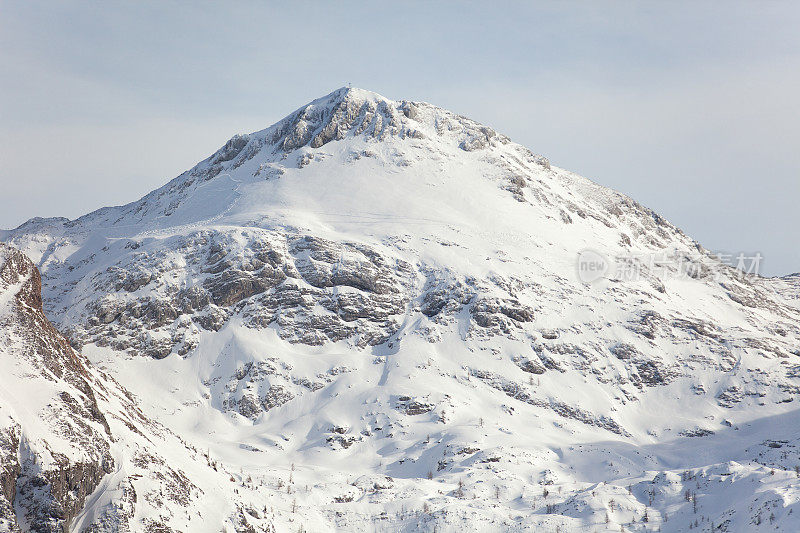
1;87;800;532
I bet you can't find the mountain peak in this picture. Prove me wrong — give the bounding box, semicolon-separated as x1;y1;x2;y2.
259;85;406;153
207;86;543;170
318;85;393;106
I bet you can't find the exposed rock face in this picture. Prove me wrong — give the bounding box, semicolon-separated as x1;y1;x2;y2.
0;426;21;532
16;457;111;533
60;229;415;361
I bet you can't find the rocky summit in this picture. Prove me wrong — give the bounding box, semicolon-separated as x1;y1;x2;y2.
1;87;799;532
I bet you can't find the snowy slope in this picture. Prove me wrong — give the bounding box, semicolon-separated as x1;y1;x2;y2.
2;87;800;532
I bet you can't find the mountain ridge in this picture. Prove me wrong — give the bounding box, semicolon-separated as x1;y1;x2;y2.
4;87;552;240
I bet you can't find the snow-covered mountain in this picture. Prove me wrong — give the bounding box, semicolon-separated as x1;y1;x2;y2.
2;87;800;532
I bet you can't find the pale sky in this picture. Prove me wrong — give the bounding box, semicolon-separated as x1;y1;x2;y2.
1;2;798;275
